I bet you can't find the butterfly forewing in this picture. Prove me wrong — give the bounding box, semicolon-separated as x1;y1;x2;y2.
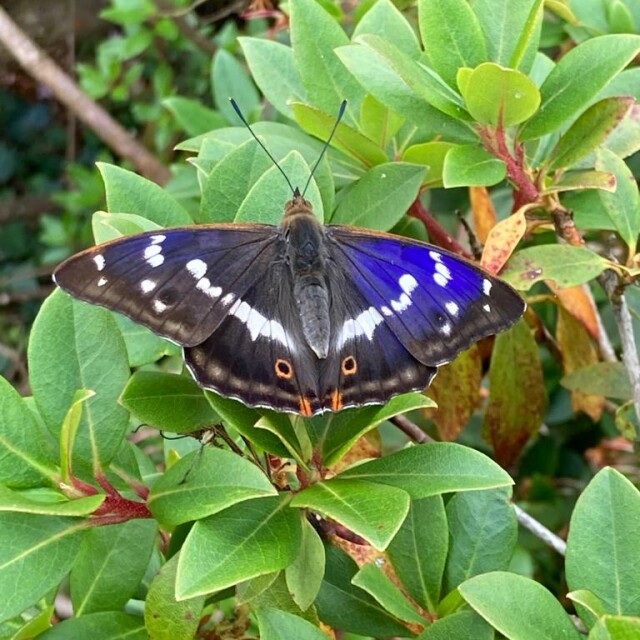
326;226;525;366
53;225;280;347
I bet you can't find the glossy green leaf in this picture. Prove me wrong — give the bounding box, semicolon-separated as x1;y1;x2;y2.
482;321;547;466
561;362;632;401
461;63;540;126
0;486;103;516
120;371;219;434
567;589;607;629
520;34;640;140
60;389;95;482
176;495;301;598
547;170;617;194
291;479;410;550
443;145;507;187
444;487;517;592
402;141;456;187
114;314;179;368
0;377;57;488
589;616;640;640
29;291;130;464
162;96;226;137
353;0;420;58
501;245;610;290
470;0;543;71
149;446;276;526
315;545;410;637
359;95;404;149
257;608;328;640
97;163;192;226
240;37;306;119
548;97;634;170
91;211;163;244
289;0;364;124
331;162;425;229
38;612;146;639
460;571;582;639
418;0;488;88
596;148;640;255
0;513;85;624
388;496;448;612
417;608;494;639
71;519;157;615
285;519;325;611
338;442;513;497
211;49;260;125
353;563;426;624
145;554;205;640
566;468;640;616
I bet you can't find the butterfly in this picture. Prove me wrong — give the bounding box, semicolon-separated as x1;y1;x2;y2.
53;185;525;417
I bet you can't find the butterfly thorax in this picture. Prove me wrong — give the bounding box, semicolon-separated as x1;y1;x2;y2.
281;195;330;360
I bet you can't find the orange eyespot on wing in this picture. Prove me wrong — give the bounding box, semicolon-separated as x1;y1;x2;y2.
275;358;294;379
341;355;357;376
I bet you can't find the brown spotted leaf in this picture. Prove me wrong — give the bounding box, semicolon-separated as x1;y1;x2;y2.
427;346;482;441
481;209;526;275
549;284;599;340
557;308;604;421
482;320;547;466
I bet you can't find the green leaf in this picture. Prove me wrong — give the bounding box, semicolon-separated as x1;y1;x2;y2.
315;545;410;637
596;148;640;255
0;513;85;624
470;0;543;71
547;97;634;170
402;141;456;187
482;321;547;466
359;95;404;149
460;63;540;126
70;520;157;615
145;554;205;640
0;377;57;488
240;37;306;119
354;0;420;58
417;608;494;639
291;479;410;550
291;102;388;167
60;389;95;482
97;163;192;226
0;486;104;516
114;314;179;368
211;49;260;125
356;34;468;119
285;519;325;611
352;563;426;624
91;211;162;244
120;371;219;434
331;162;425;228
148;447;276;526
500;245;610;290
318;393;436;466
589;616;640;640
567;589;607;629
388;496;448;612
547;170;617;194
520;34;640;140
256;608;328;640
443;145;507;187
289;0;364;124
29;290;131;465
37;612;147;639
418;0;488;88
337;442;513;497
566;468;640;616
561;362;632;401
235;151;323;223
459;571;583;640
176;495;301;598
162;96;226;137
336;44;477;143
444;487;517;592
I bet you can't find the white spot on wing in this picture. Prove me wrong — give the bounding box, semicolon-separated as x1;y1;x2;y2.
141;279;156;293
196;277;222;299
221;293;236;306
144;245;161;259
153;300;167;313
483;278;492;295
483;303;491;312
399;273;418;295
147;254;164;268
381;305;392;317
429;250;442;263
229;298;291;348
391;293;411;312
440;322;452;336
97;277;108;287
150;234;165;244
434;273;448;287
337;307;384;349
93;255;105;271
445;301;459;316
435;262;452;281
186;259;207;279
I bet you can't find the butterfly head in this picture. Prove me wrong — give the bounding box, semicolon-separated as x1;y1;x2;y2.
283;188;314;221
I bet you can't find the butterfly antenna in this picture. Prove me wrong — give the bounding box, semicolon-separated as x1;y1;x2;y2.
229;98;296;195
301;99;347;198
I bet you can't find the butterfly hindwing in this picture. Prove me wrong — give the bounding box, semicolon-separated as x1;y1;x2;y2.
326;226;525;367
53;225;281;347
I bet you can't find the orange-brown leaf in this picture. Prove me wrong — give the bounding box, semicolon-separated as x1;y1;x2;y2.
470;186;498;243
549;283;599;340
481;209;526;275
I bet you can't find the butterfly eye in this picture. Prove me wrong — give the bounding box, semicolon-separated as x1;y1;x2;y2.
274;358;294;379
341;356;357;376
